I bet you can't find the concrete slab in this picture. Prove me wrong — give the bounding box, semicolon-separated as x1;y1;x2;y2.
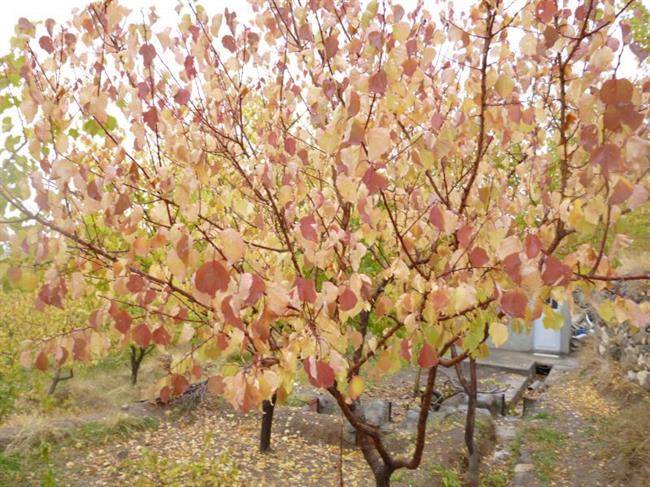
477;348;578;372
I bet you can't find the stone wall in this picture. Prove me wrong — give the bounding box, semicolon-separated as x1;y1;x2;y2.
595;321;650;390
585;281;650;390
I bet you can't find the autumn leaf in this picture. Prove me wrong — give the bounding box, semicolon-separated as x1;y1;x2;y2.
195;260;229;297
417;342;439;368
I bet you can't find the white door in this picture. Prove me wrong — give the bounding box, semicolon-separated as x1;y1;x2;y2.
533;300;563;352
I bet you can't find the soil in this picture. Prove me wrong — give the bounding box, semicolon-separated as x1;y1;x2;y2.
49;398;485;486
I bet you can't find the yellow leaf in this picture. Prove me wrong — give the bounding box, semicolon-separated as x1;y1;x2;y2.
489;322;508;347
597;301;615;324
367;127;390;160
348;376;364;399
495;75;514;99
220;229;245;262
418;148;435;170
542;305;564;330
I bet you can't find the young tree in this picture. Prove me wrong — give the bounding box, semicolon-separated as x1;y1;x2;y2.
1;0;648;485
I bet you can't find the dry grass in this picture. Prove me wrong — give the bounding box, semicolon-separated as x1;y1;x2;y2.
577;344;650;485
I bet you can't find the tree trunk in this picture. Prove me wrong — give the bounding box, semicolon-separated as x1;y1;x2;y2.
413;367;422;398
259;392;277;453
48;367;73;395
464;359;479;487
358;431;393;487
130;345;152;385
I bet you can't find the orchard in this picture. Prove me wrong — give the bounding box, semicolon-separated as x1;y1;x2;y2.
0;0;648;485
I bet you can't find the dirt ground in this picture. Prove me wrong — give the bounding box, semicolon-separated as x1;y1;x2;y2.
507;351;650;487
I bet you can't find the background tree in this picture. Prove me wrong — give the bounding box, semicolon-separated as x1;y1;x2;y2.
0;0;648;485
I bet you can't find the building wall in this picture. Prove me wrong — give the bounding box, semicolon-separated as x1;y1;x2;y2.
488;301;571;354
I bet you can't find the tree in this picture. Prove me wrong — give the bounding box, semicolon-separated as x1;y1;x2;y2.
0;0;648;485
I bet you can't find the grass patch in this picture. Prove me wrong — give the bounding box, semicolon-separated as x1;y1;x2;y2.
0;413;159;485
430;463;461;487
526;411;555;421
518;425;565;486
482;470;508;487
122;448;240;486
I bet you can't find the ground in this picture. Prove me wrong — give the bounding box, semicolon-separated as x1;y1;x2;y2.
1;341;649;486
482;346;650;487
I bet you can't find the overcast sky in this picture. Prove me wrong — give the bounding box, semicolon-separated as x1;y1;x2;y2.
0;0;256;53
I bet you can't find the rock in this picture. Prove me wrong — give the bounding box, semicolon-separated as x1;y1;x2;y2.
311;394;337;415
493;449;511;461
400;406;455;431
361;400;391;426
495;422;517;444
637;370;650;390
514;463;533;473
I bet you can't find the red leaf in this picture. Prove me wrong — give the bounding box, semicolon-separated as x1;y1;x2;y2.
39;36;54;53
222;35;237;53
132;324;152;348
300;214;318;242
126;274;145;293
541;255;571;285
171;374;189;396
221;296;244;329
143;107;158;130
591;144;622;173
536;0;557;23
324;34;338;60
195;260;229;297
296;277;318;304
159;386;171;403
174;88;190;105
284;137;296;155
207;375;225;395
348;120;365;145
244;274;266;305
369;69;388;95
113;309;132;334
429;205;445;231
401;339;412;361
417;342;439;368
184;55;196;79
610;178;633;205
524;234;542;259
347;91;360;118
599;78;633;105
456;224;473;248
35;350;49;371
152;326;171;346
503;253;522;282
339;287;357;311
501;289;528;318
469;247;489;267
73;338;87;361
115;193;131;214
139;44;156;67
137;81;150;100
303;358;335;389
89;309;103;330
362;167;388;195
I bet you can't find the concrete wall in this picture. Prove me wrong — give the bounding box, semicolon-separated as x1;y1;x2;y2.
488;301;571;354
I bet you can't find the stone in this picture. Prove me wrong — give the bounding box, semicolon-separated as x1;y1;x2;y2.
314;394;337;415
495;423;517;444
400;406;455;431
637;370;650;390
361;399;391;426
493;449;511;461
514;463;533;473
